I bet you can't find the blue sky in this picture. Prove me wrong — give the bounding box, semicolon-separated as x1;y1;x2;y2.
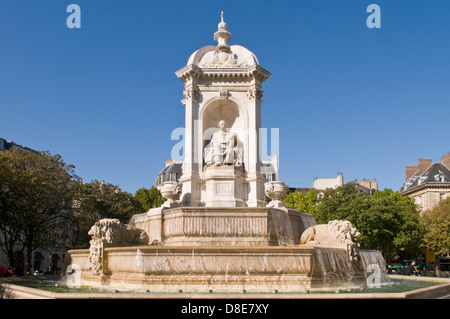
1;0;449;194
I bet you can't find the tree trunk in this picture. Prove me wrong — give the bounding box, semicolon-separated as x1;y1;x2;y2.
22;243;34;275
5;250;15;270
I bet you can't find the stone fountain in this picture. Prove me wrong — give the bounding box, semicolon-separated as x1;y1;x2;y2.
62;13;386;293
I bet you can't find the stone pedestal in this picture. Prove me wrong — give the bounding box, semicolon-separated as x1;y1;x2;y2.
162;207;276;246
129;206;315;248
202;165;246;207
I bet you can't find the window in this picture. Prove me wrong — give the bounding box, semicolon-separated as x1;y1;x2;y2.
417;196;422;206
441;193;447;201
169;173;177;182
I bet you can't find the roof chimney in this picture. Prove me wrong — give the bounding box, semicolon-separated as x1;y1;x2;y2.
418;158;432;175
405;165;418;181
441;152;450;170
337;172;344;186
165;159;176;167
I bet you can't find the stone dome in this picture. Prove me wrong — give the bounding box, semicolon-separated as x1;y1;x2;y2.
186;45;260;68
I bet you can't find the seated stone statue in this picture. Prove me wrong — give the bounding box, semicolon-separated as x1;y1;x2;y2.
204;120;242;166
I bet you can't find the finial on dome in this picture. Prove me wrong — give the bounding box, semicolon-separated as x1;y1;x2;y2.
214;11;231;52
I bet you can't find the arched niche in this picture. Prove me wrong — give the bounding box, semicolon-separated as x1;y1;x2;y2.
200;98;248;165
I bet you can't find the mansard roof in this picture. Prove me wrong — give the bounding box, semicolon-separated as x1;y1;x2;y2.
399;162;450;194
155;162;182;186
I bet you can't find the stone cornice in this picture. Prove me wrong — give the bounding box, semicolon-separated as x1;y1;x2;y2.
399;182;450;195
176;64;271;82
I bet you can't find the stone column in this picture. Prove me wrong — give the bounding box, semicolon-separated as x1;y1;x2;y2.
179;79;202;206
246;83;266;207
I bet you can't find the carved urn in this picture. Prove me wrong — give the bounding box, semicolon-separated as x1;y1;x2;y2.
264;181;286;208
157;181;181;206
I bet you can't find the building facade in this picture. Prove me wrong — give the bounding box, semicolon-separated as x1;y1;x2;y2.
312;173;344;195
399;153;450;212
290;172;378;197
0;138;40;154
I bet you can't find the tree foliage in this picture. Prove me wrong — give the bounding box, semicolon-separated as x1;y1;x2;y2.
284;188;319;216
420;197;450;255
284;182;423;259
79;180;142;222
313;182;371;225
0;149;146;271
64;180;144;249
357;189;421;258
0;150;76;272
134;186;164;211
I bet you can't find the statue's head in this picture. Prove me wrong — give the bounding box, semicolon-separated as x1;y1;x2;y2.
218;120;226;131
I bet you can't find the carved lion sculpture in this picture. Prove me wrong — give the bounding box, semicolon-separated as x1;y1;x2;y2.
88;219;149;275
88;218;149;245
300;220;361;261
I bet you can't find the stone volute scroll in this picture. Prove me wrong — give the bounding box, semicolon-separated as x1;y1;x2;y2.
204;120;243;167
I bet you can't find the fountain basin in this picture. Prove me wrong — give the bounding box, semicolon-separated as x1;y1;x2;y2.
2;274;449;299
62;245;382;293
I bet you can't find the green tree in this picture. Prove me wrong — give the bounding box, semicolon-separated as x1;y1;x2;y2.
0;149;76;274
88;180;142;222
313;182;371;224
63;180;144;249
420;197;450;255
356;195;402;255
284;188;319;216
368;189;422;259
309;183;423;260
380;190;422;259
134;186;164;211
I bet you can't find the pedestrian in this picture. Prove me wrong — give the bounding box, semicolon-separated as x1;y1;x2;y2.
436;265;441;278
0;265;7;277
386;265;394;274
7;267;16;277
406;261;420;276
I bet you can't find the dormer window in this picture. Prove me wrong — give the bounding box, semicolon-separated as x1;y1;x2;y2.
434;170;446;182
